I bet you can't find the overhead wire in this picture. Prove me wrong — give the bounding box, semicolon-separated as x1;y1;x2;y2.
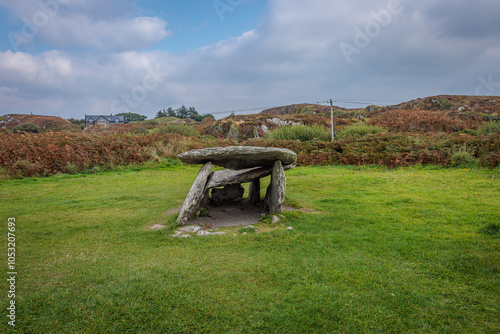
204;98;401;116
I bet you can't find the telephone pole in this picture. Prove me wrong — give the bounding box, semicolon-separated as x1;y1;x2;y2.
330;99;335;142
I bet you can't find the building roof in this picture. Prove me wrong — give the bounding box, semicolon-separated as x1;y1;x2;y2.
85;115;124;122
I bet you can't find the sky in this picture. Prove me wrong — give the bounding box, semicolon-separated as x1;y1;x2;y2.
0;0;499;120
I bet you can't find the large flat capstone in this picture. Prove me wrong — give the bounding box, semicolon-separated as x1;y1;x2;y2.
177;146;297;170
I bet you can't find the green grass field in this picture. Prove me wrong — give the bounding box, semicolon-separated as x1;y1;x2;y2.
1;164;499;333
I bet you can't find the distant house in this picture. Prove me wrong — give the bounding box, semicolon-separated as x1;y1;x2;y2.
85;115;125;128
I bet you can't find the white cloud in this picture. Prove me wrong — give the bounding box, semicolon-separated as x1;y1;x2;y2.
40;15;171;52
0;0;499;119
2;0;171;52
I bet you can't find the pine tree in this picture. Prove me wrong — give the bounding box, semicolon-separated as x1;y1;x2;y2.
188;106;199;119
176;105;189;119
167;107;176;117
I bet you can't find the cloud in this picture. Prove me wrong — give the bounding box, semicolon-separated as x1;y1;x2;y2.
0;0;499;119
40;15;171;52
2;0;171;52
423;0;500;39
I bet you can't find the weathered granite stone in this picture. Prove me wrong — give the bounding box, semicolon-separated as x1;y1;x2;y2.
211;184;244;206
177;146;297;170
177;162;213;226
266;160;286;214
206;163;296;189
179;225;202;233
248;179;261;205
197;230;227;236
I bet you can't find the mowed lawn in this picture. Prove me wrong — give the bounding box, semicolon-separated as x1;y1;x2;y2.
1;164;499;333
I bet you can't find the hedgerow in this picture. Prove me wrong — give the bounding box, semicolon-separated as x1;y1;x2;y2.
1;132;499;178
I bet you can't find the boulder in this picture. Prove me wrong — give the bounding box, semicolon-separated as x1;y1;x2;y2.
177;146;297;170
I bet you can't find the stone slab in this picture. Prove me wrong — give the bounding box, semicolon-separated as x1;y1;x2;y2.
177;162;213;226
177;146;297;170
206;163;296;189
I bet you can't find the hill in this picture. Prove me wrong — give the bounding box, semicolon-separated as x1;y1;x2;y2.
83;116;197;135
385;95;500;118
261;103;347;116
201;95;500;139
0;114;81;133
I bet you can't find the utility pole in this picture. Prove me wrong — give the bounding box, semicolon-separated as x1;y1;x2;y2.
330;99;335;142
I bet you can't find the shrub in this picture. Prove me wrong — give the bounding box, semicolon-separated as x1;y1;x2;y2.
451;146;478;167
438;99;454;110
337;124;387;139
13;123;42;133
477;121;500;135
267;125;331;141
142;119;159;125
369;109;482;133
156;124;200;137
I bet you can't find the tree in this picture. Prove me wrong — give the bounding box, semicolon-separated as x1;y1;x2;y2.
188;106;199;119
167;107;176;117
67;118;85;129
116;112;147;123
192;113;215;122
155;109;167;119
156;105;212;121
176;105;189;119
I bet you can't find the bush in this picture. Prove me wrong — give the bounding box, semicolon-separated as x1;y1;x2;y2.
156;124;200;137
477;121;500;135
142;119;159;125
13;123;42;133
369;109;482;133
267;125;331;141
337;124;387;139
451;146;478;167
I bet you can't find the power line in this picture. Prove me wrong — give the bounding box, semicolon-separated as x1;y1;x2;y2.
204;98;400;116
334;98;401;103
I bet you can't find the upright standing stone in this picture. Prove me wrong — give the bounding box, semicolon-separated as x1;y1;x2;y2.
248;179;261;205
267;160;286;214
177;162;213;226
